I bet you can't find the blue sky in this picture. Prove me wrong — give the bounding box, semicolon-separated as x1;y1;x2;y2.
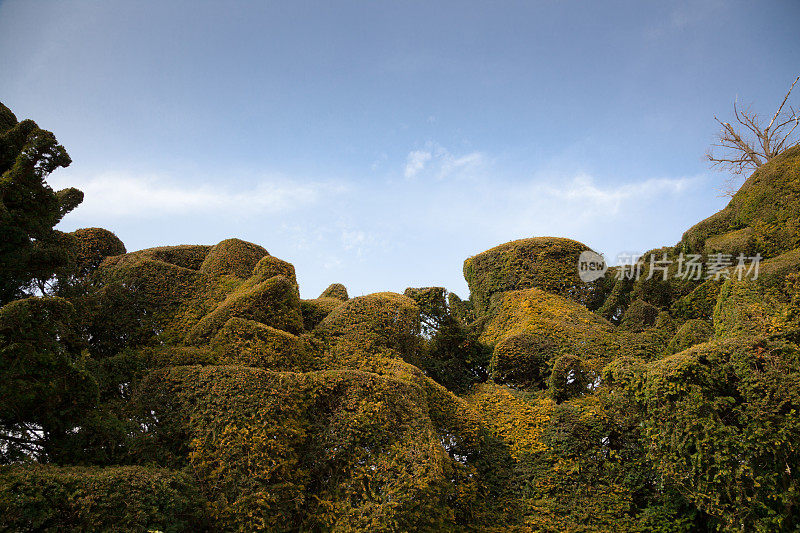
1;1;798;298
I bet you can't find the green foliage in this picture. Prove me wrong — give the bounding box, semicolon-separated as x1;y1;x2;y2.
300;296;345;330
0;464;208;532
199;238;268;278
463;237;597;315
69;227;126;278
619;299;659;331
187;274;303;343
252;254;297;284
491;332;552;389
315;292;420;362
104;244;211;271
481;288;619;390
0;297;98;461
403;287;490;393
713;278;779;339
626;337;800;531
682;145;800;258
129;365;515;531
670;279;722;322
320;282;348;300
0;102;81;303
211;317;315;371
666;319;713;354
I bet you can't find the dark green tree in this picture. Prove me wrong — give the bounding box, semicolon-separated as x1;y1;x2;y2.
404;287;489;393
0;102;82;304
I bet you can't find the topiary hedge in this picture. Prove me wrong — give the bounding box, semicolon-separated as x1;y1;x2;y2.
199;238;268;279
480;288;619;390
463;237;597;315
211;317;314;371
0;464;208;532
186;274;304;344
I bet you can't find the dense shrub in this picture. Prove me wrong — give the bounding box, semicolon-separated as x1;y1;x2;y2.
463;237;597;315
320;282;348;300
199;238;268;278
0;464;208;532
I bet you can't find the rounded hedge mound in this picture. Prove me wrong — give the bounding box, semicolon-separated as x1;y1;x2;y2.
300;296;346;331
0;464;208;532
666;319;713;354
69;227;126;277
624;336;800;530
103;244;212;271
681;145;800;258
251;254;296;284
463;236;596;315
211;317;314;371
129;365;516;531
480;288;618;390
320;283;348;300
186;274;303;344
315;292;420;361
199;238;268;278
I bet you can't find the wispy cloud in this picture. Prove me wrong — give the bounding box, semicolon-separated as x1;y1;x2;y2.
541;173;694;215
403;142;485;180
404;150;432;178
50;172;342;218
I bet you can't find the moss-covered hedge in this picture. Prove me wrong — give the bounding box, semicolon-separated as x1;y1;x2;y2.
129;365;516;532
211;317;314;371
681;145;800;258
0;464;208;532
480;288;619;389
463;237;596;315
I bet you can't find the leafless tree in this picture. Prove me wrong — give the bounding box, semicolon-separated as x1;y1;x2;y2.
708;76;799;196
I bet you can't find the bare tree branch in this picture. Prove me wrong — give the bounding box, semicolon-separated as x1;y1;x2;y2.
708;76;800;196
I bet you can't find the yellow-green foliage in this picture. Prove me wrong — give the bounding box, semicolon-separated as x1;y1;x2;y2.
491;332;554;389
629;337;800;530
481;288;619;386
670;278;722;321
315;292;420;362
251;254;297;284
320;282;348;300
199;238;268;278
130;365;514;532
682;145;800;258
667;319;713;354
97;255;230;343
704;227;757;256
467;382;553;458
300;296;345;331
69;227;126;276
211;317;314;371
619;298;659;331
186;274;303;344
104;244;211;271
463;237;595;315
713;278;779;339
0;464;208;532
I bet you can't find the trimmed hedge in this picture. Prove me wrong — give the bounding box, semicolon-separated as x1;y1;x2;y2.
320;283;348;300
211;317;314;371
463;237;596;315
186;274;304;344
0;464;208;532
199;238;268;279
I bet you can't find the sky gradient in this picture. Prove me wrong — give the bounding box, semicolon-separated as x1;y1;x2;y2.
1;0;798;298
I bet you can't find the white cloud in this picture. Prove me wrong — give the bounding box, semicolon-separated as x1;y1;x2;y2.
49;172;340;218
404;150;432;178
404;143;485;180
541;173;694;215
